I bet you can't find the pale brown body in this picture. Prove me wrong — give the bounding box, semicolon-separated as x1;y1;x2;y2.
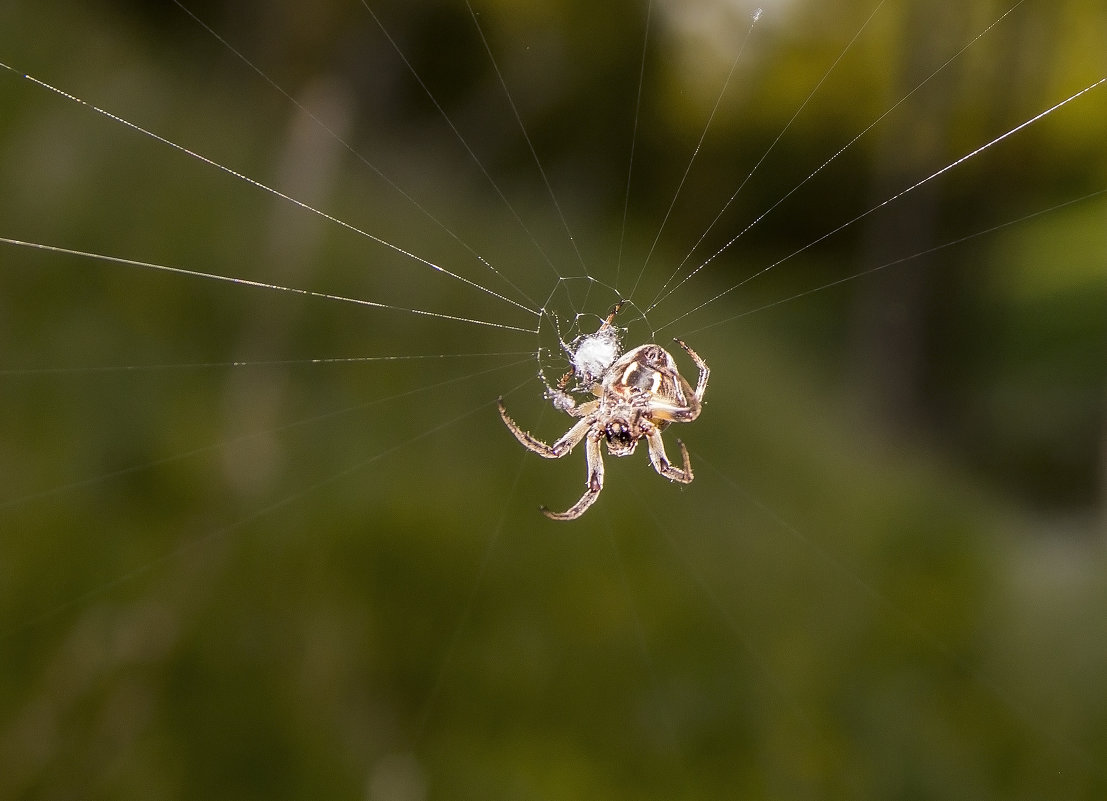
498;339;709;520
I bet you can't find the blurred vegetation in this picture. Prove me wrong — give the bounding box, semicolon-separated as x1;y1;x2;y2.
1;0;1105;799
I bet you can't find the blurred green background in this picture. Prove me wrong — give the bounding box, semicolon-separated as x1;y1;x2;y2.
1;0;1105;798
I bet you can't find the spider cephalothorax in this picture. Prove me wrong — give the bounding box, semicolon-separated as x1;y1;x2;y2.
498;319;708;520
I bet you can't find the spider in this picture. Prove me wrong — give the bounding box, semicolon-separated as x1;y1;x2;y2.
498;317;708;520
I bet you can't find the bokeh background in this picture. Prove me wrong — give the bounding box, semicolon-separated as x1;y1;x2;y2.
1;0;1105;798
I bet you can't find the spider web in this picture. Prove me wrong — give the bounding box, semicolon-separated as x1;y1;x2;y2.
1;0;1105;797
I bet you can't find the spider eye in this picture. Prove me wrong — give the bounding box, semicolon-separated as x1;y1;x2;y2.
605;421;635;448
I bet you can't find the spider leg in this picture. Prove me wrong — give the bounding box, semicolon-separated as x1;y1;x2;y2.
646;429;694;484
674;338;709;404
498;398;593;458
542;429;605;520
649;397;700;423
646;339;707;423
597;300;624;332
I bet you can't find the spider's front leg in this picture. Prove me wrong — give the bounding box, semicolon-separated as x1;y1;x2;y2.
497;398;593;458
674;339;709;405
542;428;605;521
649;340;709;423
